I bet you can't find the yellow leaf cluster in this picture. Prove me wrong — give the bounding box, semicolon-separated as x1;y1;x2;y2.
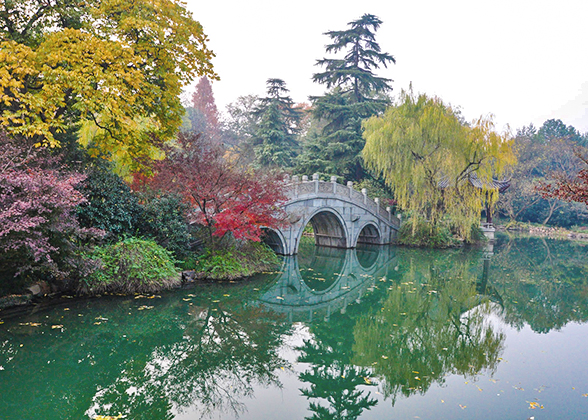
0;0;217;172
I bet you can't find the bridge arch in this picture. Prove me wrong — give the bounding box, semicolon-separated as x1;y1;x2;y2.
354;222;382;247
261;228;287;255
277;177;400;255
296;207;349;254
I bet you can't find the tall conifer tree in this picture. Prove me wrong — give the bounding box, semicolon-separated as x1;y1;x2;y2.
251;79;302;168
191;77;220;140
297;14;395;181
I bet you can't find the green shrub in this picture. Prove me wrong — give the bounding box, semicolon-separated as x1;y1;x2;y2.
190;241;280;280
140;193;193;258
81;237;181;294
398;218;457;248
77;162;145;239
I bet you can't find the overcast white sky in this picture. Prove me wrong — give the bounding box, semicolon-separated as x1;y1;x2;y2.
184;0;588;133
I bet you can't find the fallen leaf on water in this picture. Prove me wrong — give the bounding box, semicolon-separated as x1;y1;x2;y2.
138;306;154;310
223;294;230;297
364;377;372;384
477;386;483;392
582;394;588;397
528;401;544;409
381;355;388;359
51;325;63;329
64;308;70;311
182;298;191;301
440;400;444;403
276;296;284;300
94;322;101;325
459;404;466;410
212;300;220;303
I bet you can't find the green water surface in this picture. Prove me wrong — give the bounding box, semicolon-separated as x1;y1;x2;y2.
1;235;588;420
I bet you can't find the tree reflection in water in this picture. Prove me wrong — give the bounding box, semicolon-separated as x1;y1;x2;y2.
489;236;588;333
87;297;291;419
296;247;506;414
2;237;587;420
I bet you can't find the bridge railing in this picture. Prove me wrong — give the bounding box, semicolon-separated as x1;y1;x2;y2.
284;174;400;227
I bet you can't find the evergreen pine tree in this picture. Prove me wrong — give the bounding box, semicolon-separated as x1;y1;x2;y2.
297;14;395;181
251;79;303;168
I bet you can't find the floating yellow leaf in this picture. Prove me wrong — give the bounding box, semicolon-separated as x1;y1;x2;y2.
138;306;153;310
51;325;63;329
364;377;372;384
276;296;284;300
459;404;466;409
582;394;588;397
528;401;544;409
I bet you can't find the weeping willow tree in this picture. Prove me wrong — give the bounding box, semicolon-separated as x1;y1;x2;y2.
362;90;515;241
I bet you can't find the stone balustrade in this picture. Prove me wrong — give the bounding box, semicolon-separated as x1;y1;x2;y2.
284;173;399;226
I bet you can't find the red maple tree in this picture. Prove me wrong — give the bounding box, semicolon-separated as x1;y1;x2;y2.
538;152;588;206
135;132;287;246
0;132;103;283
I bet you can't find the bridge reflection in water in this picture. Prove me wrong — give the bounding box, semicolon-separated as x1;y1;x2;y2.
258;244;397;323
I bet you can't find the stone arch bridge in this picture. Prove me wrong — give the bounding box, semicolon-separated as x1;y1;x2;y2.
264;174;401;255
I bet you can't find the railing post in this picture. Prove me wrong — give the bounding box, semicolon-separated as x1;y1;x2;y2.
302;175;309;182
361;188;367;205
386;206;391;222
375;197;380;214
313;173;319;194
347;181;353;198
331;176;337;194
292;175;299;196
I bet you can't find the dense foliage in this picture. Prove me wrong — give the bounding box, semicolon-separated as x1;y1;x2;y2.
138;132;287;247
189;241;280;280
250;79;303;168
0;132;102;292
77;161;145;238
363;91;515;241
81;237;181;294
0;0;216;172
297;13;395;181
498;120;588;227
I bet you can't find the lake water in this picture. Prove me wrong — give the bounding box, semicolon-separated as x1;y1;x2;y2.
1;235;587;420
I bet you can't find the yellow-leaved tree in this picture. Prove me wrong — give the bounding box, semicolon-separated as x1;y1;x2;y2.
0;0;217;172
362;90;515;242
